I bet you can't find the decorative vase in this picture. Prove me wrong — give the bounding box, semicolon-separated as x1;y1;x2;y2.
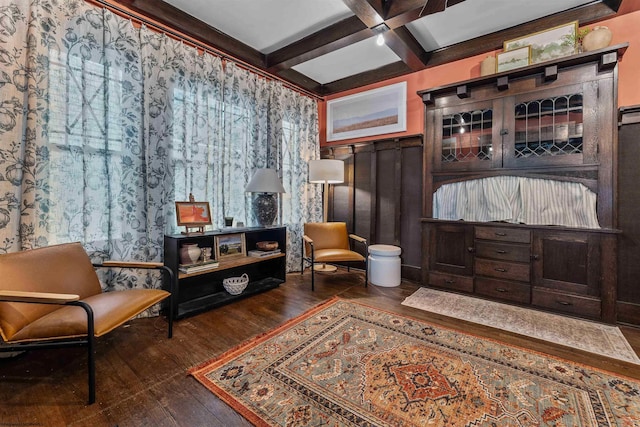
253;193;277;227
480;55;496;76
180;244;201;264
582;26;612;52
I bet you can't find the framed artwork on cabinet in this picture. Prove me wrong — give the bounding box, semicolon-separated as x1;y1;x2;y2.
497;46;531;72
503;21;577;64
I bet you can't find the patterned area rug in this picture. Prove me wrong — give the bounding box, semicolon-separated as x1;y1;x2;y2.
190;297;640;426
402;287;640;364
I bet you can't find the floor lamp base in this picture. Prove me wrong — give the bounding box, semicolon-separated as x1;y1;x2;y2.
313;263;338;272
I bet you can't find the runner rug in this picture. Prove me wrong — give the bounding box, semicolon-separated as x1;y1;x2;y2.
402;287;640;364
190;297;640;426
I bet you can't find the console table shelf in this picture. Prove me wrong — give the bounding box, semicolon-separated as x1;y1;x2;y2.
178;253;285;279
174;277;284;319
164;226;286;319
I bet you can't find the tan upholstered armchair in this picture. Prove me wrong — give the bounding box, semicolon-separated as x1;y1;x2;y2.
301;222;368;290
0;242;174;404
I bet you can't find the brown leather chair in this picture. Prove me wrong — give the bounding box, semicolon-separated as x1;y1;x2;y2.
301;222;368;290
0;242;174;404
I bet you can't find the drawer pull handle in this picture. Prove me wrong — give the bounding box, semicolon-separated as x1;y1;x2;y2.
495;287;507;293
495;232;507;236
495;250;507;254
557;301;572;306
494;268;507;272
445;279;455;284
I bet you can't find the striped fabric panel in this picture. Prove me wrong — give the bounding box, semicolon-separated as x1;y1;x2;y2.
433;176;600;229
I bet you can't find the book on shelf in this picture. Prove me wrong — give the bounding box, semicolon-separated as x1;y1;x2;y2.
179;260;219;274
247;249;282;258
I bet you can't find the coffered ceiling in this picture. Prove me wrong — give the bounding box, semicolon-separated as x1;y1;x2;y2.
108;0;628;96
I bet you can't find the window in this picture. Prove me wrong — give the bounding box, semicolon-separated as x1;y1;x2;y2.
46;49;126;244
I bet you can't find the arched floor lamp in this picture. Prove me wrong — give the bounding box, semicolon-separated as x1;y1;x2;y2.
308;158;344;272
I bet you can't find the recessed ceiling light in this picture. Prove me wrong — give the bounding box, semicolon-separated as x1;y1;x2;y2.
376;34;385;46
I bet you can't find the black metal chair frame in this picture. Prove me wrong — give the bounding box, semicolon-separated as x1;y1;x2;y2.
301;235;368;291
0;264;175;404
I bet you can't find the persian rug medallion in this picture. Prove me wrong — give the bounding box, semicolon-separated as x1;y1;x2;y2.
190;298;640;426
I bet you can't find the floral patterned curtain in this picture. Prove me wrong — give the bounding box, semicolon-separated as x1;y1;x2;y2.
268;81;323;271
0;1;322;303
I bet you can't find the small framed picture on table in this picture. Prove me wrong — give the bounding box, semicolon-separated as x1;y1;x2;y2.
176;200;212;235
215;233;246;261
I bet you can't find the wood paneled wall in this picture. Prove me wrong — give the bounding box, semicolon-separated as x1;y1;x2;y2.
322;135;423;282
617;105;640;326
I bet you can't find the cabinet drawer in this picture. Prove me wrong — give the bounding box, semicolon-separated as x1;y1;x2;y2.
475;241;530;262
475;278;531;304
429;272;473;293
475;258;530;282
475;226;531;243
532;288;601;319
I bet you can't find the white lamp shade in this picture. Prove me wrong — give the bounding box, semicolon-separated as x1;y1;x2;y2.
309;159;344;184
245;168;286;193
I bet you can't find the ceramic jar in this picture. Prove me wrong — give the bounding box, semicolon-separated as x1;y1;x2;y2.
180;243;201;264
582;26;612;52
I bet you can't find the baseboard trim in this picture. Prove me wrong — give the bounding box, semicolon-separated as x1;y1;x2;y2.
617;300;640;326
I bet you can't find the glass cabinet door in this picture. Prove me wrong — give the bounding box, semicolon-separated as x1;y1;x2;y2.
513;94;583;157
432;100;502;171
503;83;593;168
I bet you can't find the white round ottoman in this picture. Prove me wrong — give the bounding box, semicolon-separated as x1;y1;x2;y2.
368;244;402;287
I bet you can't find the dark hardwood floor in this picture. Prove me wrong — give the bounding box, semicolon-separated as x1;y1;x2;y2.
1;269;639;426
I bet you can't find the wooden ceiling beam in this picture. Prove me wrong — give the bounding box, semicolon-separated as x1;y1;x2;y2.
266;17;370;72
342;0;385;27
384;0;434;19
338;0;431;73
384;26;429;70
274;69;327;96
364;0;389;18
321;61;412;94
384;0;456;29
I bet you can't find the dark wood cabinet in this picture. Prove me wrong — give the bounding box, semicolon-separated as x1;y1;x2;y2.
616;105;640;326
424;222;474;293
424;220;617;322
428;222;474;276
531;230;598;295
420;45;626;324
531;229;617;322
164;227;286;319
322;135;423;282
